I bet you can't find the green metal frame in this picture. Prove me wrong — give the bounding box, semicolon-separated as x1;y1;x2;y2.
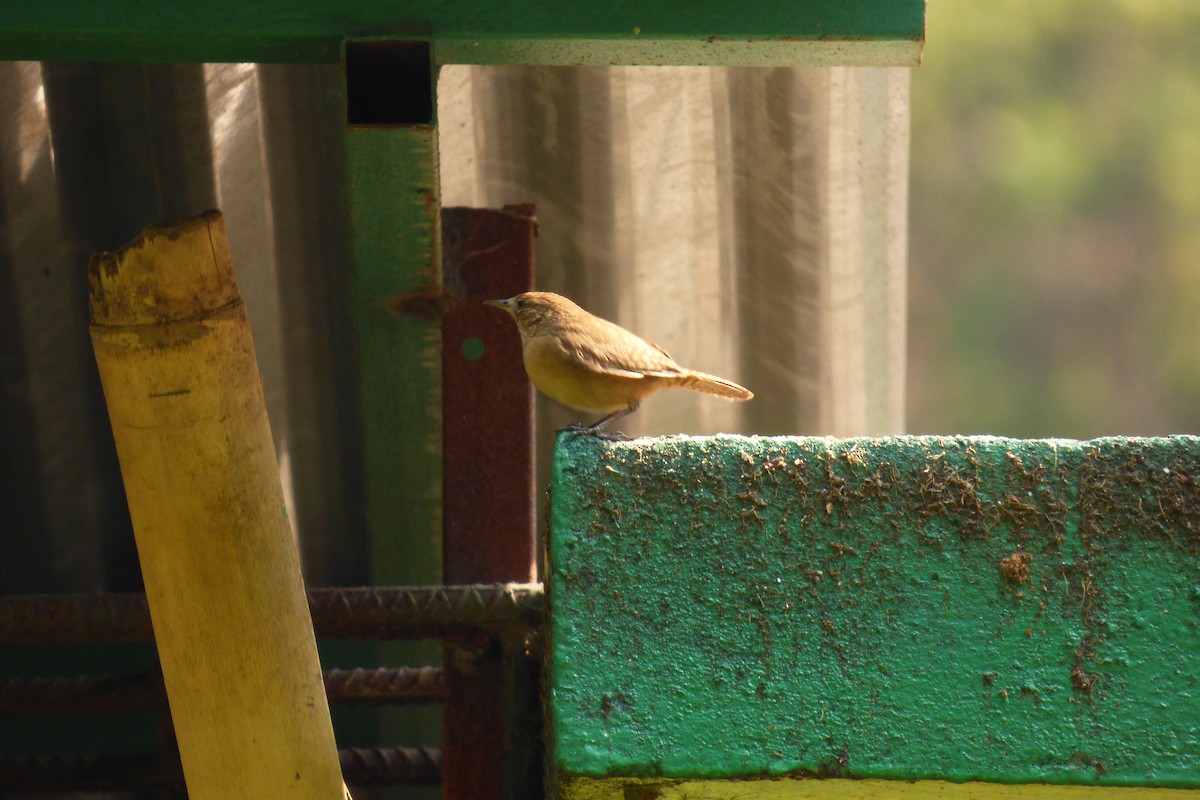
0;2;924;66
0;2;926;792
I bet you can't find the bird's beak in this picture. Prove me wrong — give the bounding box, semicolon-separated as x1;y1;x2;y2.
484;298;512;313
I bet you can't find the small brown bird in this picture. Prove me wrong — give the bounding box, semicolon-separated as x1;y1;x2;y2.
486;291;752;430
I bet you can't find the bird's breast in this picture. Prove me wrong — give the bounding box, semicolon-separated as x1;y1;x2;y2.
522;335;657;414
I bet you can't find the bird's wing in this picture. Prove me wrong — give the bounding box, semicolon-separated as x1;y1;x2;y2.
559;318;686;379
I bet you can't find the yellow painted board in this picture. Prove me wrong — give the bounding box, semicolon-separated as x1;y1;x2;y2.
563;777;1200;799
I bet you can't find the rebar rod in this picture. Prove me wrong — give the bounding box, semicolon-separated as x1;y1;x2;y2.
0;747;443;792
0;583;542;643
0;666;445;715
324;666;444;705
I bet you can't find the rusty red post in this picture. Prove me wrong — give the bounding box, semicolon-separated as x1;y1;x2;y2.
440;205;539;800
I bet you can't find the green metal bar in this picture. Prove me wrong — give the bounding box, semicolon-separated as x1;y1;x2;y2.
548;434;1200;797
345;123;442;772
0;1;924;66
346;124;441;586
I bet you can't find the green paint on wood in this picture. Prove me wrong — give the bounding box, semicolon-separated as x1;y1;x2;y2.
548;434;1200;797
0;1;924;66
346;125;442;765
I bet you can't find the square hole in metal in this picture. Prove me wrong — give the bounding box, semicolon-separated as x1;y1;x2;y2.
345;40;433;125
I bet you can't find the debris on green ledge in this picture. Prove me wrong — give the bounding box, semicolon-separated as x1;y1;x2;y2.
547;435;1200;799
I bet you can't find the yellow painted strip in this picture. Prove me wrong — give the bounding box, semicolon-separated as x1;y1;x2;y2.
563;777;1200;799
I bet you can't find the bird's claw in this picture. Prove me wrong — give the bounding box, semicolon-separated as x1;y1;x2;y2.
559;424;630;442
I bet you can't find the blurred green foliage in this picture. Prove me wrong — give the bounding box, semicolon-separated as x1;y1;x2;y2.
909;0;1200;437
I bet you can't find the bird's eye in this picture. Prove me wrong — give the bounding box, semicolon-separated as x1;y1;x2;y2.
515;299;526;310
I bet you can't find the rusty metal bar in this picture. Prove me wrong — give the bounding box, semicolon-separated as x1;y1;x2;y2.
339;746;443;786
441;205;538;584
0;592;151;642
0;666;445;716
441;205;541;800
0;672;166;715
308;584;542;640
324;666;444;706
0;583;542;643
0;753;179;793
0;747;442;792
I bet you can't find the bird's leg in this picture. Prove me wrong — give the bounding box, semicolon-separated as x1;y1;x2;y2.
560;403;638;441
585;403;636;431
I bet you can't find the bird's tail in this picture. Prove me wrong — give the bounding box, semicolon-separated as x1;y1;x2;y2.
679;370;754;401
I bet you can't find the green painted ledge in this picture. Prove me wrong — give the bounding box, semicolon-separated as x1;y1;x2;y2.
547;435;1200;799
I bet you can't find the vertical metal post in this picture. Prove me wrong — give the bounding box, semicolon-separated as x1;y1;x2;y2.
441;205;537;583
346;123;442;583
441;205;539;800
343;39;443;775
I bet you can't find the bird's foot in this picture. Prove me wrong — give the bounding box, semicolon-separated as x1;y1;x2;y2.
559;423;630;442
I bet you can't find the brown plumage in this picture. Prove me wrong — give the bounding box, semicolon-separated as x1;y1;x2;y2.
485;291;752;430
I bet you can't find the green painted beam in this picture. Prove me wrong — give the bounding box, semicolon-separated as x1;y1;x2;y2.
548;434;1200;798
345;125;442;766
0;1;923;66
346;125;442;588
